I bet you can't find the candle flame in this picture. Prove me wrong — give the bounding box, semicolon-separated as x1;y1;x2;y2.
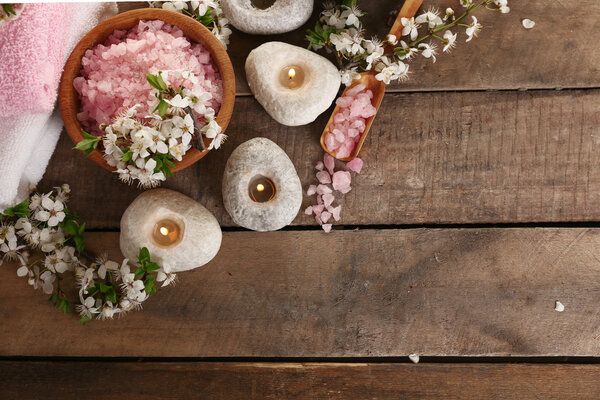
288;68;296;79
257;184;265;192
160;227;169;236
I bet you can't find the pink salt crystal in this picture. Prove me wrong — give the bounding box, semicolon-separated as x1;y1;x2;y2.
315;161;324;171
315;215;322;225
307;185;317;196
320;211;332;223
322;193;335;208
317;195;323;205
333;112;345;124
361;104;377;118
365;89;374;99
351;119;366;133
339;186;352;194
324;133;338;151
304;206;313;215
312;204;325;215
332;171;352;192
329;205;342;221
347;128;359;138
316;171;332;184
324;153;335;175
346;83;366;96
346;157;363;173
322;224;332;233
335;96;353;108
335;143;353;159
316;184;332;195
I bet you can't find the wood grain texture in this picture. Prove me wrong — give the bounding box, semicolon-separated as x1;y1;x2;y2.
2;229;600;357
2;362;600;400
41;89;600;229
223;0;600;94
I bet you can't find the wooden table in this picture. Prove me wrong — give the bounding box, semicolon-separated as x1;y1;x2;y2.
2;1;600;398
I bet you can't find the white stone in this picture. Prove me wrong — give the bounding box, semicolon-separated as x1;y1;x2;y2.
222;137;302;231
120;189;222;273
221;0;313;35
555;301;565;312
245;42;341;126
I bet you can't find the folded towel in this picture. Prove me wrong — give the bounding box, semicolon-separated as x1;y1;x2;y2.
0;2;118;210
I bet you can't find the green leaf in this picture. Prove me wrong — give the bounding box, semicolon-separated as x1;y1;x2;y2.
107;288;117;304
61;219;79;236
146;73;162;90
73;133;100;156
78;222;86;236
79;314;91;325
134;266;146;279
3;199;31;218
87;284;100;297
49;293;59;307
144;276;156;295
156;99;169;117
74;236;85;255
60;297;72;314
121;150;133;162
156;73;168;91
145;261;160;273
138;247;151;264
2;4;16;16
100;283;112;293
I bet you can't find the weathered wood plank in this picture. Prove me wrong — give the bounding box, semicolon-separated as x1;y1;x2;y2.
40;89;600;228
2;362;600;400
121;1;600;94
2;229;600;357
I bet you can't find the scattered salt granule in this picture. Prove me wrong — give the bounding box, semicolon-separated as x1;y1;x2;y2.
346;157;363;174
324;84;377;158
74;20;223;133
306;185;317;196
304;206;313;215
315;161;324;171
322;193;335;207
320;211;332;223
324;153;335;175
316;184;332;195
522;18;535;29
555;301;565;312
316;170;332;184
409;354;420;364
332;171;351;192
322;224;332;233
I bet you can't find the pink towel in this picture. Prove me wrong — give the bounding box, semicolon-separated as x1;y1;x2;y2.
0;3;73;116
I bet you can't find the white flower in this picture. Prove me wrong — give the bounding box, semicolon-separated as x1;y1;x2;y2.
161;1;186;12
55;184;71;204
415;9;442;29
44;251;69;274
330;31;364;55
341;5;363;28
165;94;192;110
131;158;166;189
77;296;99;319
418;42;437;62
465;16;482;42
29;194;42;211
386;34;398;46
522;18;535;29
201;118;221;139
374;57;409;84
363;39;384;69
35;197;65;227
40;270;55;294
97;256;119;280
121;271;145;299
17;265;29;277
442;30;457;53
168;138;186;161
493;0;510;13
0;224;17;246
208;132;228;150
97;301;120;320
157;270;177;287
444;7;455;21
340;67;360;86
396;41;417;60
77;267;95;292
1;239;25;264
401;17;420;41
460;0;473;7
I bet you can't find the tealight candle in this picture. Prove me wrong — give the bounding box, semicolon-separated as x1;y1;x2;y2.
152;218;183;247
120;189;222;273
249;176;276;202
279;65;305;89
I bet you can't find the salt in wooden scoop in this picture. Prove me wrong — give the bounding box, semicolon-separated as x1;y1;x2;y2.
320;0;424;161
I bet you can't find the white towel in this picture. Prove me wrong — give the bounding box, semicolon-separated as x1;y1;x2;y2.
0;2;118;210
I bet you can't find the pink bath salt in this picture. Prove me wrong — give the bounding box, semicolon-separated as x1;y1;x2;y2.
304;206;313;215
335;95;353;108
316;184;332;195
324;153;335;175
351;119;366;133
316;171;331;184
333;111;346;123
324;133;338;151
315;215;322;225
307;185;317;196
339;186;352;194
322;224;332;233
346;83;366;97
315;161;324;171
332;171;352;192
312;204;325;215
322;193;335;208
365;89;374;99
333;129;345;143
346;157;363;173
335;143;354;159
75;20;223;133
328;205;342;221
361;104;377;119
347;128;359;138
320;211;332;224
316;194;323;205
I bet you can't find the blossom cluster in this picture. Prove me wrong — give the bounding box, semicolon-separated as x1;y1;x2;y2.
0;186;174;323
307;0;510;86
76;70;226;188
149;1;232;49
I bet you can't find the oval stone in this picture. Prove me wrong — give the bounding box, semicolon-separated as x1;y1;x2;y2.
120;189;222;273
221;0;313;35
222;137;302;231
245;42;341;126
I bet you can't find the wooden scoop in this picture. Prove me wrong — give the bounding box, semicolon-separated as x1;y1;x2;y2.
320;0;424;161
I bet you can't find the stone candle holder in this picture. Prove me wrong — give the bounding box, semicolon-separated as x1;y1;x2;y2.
221;0;313;35
222;137;302;231
120;189;222;273
245;42;341;126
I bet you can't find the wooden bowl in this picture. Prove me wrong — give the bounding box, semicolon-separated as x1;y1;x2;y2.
59;8;236;172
